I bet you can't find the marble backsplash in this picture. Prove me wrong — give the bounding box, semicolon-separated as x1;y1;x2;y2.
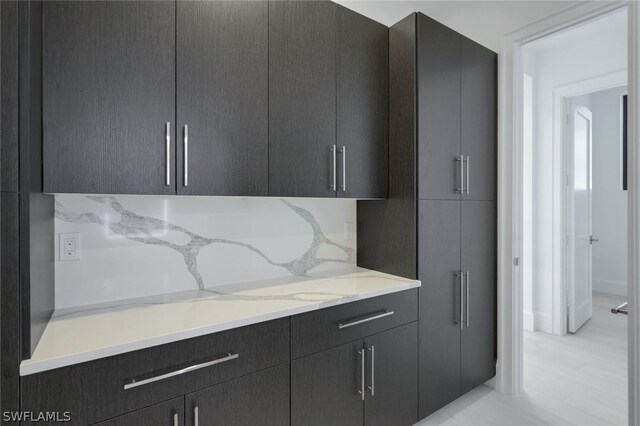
54;195;356;309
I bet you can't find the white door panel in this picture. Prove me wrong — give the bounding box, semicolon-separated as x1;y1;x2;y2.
568;105;593;333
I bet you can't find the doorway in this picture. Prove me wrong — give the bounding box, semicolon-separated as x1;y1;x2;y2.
564;87;629;335
517;9;629;423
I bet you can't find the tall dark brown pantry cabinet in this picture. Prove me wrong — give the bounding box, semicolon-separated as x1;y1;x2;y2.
357;12;497;421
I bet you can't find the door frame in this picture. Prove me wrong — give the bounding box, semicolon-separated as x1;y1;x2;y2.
551;72;628;336
496;0;636;411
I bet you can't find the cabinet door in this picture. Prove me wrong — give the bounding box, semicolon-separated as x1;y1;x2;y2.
417;14;461;201
461;39;497;201
43;1;175;195
176;1;268;196
461;201;496;393
417;199;462;418
364;322;418;426
337;6;388;199
269;0;337;197
93;398;184;426
291;341;363;426
185;363;289;426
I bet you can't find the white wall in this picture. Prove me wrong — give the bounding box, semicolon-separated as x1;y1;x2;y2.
55;196;356;309
523;8;627;333
334;0;578;52
590;86;629;297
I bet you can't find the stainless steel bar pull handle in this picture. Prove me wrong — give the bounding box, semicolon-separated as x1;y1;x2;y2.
194;406;199;426
124;353;239;390
367;346;375;397
456;272;464;329
173;413;178;426
340;146;346;192
337;310;394;329
465;271;470;327
184;125;189;187
358;349;365;401
465;155;470;194
165;122;171;186
330;145;337;191
456;155;464;193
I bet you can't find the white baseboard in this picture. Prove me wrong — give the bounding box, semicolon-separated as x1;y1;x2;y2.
534;311;553;334
593;278;627;297
523;310;535;331
522;310;553;333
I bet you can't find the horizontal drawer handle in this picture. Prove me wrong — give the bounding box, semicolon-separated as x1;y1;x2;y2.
337;310;394;329
124;352;239;390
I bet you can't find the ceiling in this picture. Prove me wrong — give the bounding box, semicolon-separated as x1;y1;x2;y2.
333;0;584;52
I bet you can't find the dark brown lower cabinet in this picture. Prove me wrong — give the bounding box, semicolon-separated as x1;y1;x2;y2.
291;322;418;426
93;398;184;426
364;323;418;426
460;201;496;394
185;363;290;426
417;199;496;418
291;340;364;426
418;200;462;417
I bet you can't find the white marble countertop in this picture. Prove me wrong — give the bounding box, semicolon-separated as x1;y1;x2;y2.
20;268;420;376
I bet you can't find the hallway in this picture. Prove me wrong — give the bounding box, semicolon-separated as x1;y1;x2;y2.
418;293;628;426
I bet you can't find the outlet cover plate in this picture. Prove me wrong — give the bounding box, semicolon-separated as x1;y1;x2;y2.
59;232;81;261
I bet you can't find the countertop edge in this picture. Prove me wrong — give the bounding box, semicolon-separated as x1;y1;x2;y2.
20;280;420;376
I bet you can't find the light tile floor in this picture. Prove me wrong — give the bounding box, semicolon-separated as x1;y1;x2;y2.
417;292;628;426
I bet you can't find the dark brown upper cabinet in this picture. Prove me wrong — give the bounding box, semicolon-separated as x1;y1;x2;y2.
337;6;389;199
417;14;496;202
176;1;268;196
461;38;497;202
269;2;389;199
417;15;461;201
43;1;176;195
43;1;388;198
268;0;337;198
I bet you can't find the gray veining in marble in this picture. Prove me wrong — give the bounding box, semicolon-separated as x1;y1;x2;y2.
55;196;355;289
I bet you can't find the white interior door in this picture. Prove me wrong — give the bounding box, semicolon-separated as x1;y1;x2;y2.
568;104;593;333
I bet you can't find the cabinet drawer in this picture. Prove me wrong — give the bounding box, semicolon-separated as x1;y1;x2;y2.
92;397;184;426
291;289;417;358
22;319;289;425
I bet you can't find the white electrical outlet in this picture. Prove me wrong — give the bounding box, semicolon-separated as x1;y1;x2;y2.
59;233;81;261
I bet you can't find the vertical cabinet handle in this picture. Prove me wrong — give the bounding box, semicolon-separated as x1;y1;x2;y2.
456;155;464;193
194;406;199;426
183;125;189;187
330;145;337;191
465;155;470;194
456;272;464;329
173;413;178;426
339;146;346;192
358;349;365;401
367;346;375;397
465;271;470;327
165;122;171;186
